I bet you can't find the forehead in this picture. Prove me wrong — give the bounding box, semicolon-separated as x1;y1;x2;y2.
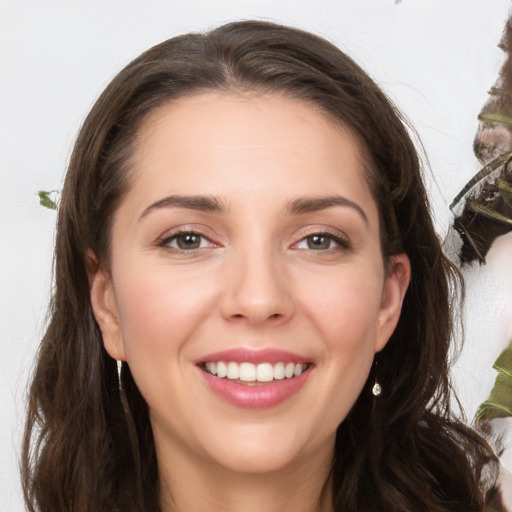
125;91;377;221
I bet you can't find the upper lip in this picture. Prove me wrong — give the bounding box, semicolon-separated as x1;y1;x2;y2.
194;348;311;365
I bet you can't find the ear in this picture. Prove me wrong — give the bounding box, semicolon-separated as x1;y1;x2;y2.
374;253;411;353
87;250;126;361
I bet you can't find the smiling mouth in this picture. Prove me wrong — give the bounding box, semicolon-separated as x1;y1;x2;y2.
201;361;311;384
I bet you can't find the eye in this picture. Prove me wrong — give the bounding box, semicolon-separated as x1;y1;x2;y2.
301;234;333;250
294;232;349;251
172;233;204;250
157;230;215;252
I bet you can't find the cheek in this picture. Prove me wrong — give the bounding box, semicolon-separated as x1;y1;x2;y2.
111;264;222;413
113;265;218;361
299;264;383;348
295;265;383;421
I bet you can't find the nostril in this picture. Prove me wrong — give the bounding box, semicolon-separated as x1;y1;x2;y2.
227;311;286;324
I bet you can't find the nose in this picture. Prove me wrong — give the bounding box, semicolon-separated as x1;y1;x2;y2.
220;249;294;327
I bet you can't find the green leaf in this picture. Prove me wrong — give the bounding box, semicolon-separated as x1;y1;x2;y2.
471;204;512;225
38;190;58;210
497;178;512;209
477;342;512;420
479;112;512;126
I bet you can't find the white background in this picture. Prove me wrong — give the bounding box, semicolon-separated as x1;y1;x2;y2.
1;1;511;510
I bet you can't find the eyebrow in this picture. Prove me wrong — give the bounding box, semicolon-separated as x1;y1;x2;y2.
140;195;226;219
288;196;369;224
139;194;368;224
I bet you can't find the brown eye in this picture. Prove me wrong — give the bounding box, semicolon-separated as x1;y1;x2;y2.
159;231;213;252
306;235;332;250
175;233;202;250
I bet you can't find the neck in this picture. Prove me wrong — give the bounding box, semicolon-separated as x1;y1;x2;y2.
156;438;334;512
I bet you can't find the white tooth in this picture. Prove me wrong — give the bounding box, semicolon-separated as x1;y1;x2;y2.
239;362;256;381
293;363;304;377
273;362;285;380
206;362;217;375
227;362;239;380
285;362;295;378
217;361;227;378
256;363;274;382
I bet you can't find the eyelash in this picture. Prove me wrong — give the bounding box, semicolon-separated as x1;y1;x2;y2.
156;228;350;254
156;229;217;254
292;230;351;252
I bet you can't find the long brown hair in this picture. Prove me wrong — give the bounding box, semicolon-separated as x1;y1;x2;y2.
22;20;497;512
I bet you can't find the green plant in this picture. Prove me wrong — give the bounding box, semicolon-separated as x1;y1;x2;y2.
38;190;58;210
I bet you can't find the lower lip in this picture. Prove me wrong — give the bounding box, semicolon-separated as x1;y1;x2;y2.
200;368;312;409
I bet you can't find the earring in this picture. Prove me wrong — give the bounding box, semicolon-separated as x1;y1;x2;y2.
372;358;382;396
116;360;131;417
117;360;123;390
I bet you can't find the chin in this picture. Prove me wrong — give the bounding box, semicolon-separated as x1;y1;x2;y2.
198;421;335;476
209;444;306;475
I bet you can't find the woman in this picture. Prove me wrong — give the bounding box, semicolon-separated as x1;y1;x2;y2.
22;20;497;512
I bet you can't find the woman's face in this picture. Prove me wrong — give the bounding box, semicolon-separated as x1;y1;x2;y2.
91;92;409;476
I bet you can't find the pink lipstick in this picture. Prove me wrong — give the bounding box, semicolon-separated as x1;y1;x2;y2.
195;348;313;409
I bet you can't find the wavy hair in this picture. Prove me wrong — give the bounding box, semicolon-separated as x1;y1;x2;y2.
22;20;497;512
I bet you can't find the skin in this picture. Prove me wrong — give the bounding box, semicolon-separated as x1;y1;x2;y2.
90;92;410;512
